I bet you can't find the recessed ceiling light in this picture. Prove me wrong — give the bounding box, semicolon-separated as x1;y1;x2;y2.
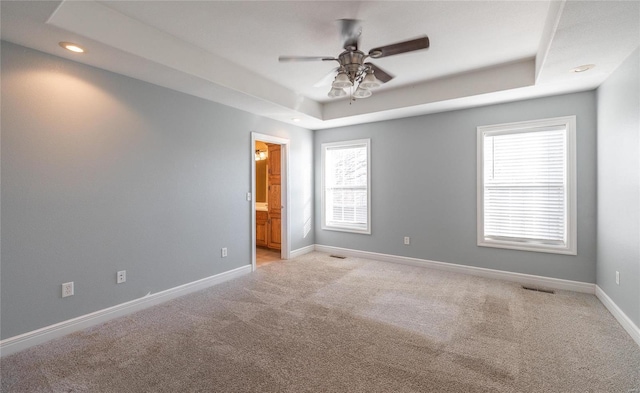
571;64;595;73
292;118;301;122
59;42;85;53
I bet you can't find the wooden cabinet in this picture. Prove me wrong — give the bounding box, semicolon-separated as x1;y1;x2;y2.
268;144;281;177
256;211;268;247
267;143;281;250
255;142;282;251
267;183;282;249
268;216;281;248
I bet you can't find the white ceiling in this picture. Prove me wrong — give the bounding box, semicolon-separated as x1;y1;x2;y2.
2;1;639;130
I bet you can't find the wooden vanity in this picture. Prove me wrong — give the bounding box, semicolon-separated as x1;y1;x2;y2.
256;210;268;247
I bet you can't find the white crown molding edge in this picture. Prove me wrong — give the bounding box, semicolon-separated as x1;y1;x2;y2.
595;285;640;348
0;264;252;357
314;244;595;294
47;0;323;120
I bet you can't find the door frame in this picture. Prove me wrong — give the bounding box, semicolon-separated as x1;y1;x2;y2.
251;132;290;271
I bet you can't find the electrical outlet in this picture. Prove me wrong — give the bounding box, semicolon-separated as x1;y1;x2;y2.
616;271;620;285
221;247;228;258
62;282;74;298
404;236;410;245
246;192;252;201
117;270;126;284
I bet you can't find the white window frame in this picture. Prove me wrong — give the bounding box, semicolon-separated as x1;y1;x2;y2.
321;139;371;234
477;116;577;255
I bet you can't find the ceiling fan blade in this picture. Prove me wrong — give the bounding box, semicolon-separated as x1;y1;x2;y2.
279;56;336;62
368;36;430;59
365;63;394;83
338;19;362;51
313;67;339;87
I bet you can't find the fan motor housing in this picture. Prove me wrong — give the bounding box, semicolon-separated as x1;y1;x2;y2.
338;50;367;79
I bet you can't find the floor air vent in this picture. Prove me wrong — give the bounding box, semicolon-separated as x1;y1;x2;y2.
329;255;347;259
522;286;555;294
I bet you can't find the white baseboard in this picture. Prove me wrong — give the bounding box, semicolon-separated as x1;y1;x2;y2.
290;244;315;259
314;245;595;294
0;264;252;357
595;286;640;348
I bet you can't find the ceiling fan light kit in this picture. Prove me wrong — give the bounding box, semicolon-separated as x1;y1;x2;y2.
353;86;372;99
359;71;381;89
328;87;348;98
279;19;430;102
332;71;353;88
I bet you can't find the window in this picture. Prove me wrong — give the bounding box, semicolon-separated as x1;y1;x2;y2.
477;116;576;255
322;139;371;234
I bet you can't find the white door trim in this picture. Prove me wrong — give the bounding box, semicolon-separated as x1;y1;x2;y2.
251;132;290;271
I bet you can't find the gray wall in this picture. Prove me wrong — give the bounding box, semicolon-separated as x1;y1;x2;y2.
596;48;640;326
315;91;597;283
0;42;314;339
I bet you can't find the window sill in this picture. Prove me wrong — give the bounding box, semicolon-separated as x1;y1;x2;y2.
478;239;576;255
322;225;371;235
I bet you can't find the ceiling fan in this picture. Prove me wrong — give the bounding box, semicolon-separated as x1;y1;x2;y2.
279;19;430;99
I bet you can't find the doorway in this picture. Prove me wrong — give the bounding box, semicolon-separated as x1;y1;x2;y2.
251;133;290;271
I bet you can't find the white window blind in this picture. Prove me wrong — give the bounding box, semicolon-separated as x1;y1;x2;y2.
322;139;370;234
478;117;576;255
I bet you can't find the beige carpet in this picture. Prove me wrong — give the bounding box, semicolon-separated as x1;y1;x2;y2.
2;252;639;392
